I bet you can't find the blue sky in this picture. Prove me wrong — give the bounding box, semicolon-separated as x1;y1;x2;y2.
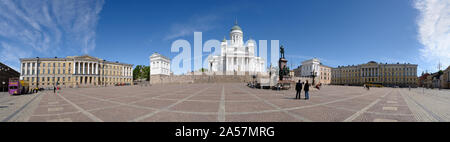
1;0;449;75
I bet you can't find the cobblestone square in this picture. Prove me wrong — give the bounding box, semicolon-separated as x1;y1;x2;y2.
1;83;449;122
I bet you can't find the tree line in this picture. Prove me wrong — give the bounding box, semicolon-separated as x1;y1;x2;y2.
133;65;150;81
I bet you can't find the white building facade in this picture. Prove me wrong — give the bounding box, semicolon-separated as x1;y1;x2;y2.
300;58;321;77
150;53;171;76
208;22;265;74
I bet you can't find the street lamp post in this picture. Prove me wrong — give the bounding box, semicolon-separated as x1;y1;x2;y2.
311;69;317;85
36;57;39;92
102;60;105;87
2;81;5;92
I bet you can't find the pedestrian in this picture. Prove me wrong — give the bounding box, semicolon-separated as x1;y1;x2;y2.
304;80;310;100
295;80;303;99
53;86;56;93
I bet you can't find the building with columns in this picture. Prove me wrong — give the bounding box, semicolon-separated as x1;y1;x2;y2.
331;61;418;87
20;55;133;88
208;21;265;74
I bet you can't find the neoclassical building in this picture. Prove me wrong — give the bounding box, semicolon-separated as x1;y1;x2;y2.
208;21;265;74
331;61;418;87
20;55;133;88
150;52;171;76
297;58;331;84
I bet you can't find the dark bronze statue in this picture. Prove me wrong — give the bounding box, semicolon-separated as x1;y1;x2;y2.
280;45;285;59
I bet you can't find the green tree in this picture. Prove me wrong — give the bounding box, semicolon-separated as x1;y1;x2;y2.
133;65;150;81
199;68;208;72
142;66;150;81
133;65;142;80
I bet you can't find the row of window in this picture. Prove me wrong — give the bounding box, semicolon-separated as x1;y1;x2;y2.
337;67;416;72
24;77;132;83
22;67;131;76
333;71;417;77
333;78;417;82
22;62;131;75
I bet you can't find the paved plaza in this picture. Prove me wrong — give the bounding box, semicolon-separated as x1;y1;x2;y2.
1;83;450;122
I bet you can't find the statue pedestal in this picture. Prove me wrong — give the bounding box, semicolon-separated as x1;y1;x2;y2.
279;58;288;69
279;58;288;81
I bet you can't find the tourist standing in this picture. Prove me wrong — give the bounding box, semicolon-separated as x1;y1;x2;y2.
295;80;303;99
53;86;56;93
304;80;310;100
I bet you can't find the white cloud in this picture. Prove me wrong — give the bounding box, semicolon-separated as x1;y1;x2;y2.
0;0;104;55
0;42;32;71
0;0;104;71
414;0;450;70
164;14;219;40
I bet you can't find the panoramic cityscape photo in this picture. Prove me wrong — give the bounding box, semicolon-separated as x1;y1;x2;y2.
0;0;449;124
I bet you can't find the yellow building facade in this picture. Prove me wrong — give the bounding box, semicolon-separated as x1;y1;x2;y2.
331;61;418;87
319;65;331;85
20;55;133;88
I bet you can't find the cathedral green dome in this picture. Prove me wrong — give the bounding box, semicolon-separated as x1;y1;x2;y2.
231;25;242;31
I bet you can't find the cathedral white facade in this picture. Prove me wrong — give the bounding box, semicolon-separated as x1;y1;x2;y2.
208;22;265;73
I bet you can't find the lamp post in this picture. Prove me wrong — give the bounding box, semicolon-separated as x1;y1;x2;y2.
102;60;105;87
36;57;39;92
311;69;317;85
2;81;5;92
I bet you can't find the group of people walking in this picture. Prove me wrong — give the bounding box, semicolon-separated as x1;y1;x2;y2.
295;80;310;100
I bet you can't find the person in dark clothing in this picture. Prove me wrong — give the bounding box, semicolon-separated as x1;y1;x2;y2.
295;80;303;99
53;86;56;93
304;80;310;100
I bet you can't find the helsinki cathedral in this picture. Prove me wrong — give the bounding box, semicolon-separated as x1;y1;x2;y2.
208;21;265;73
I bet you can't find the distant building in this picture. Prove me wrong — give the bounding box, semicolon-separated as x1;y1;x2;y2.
418;72;430;87
293;65;302;77
0;62;20;92
298;58;331;84
442;66;450;89
150;52;171;76
424;71;443;89
300;58;320;77
319;64;332;85
20;55;133;88
331;61;418;87
289;70;295;77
